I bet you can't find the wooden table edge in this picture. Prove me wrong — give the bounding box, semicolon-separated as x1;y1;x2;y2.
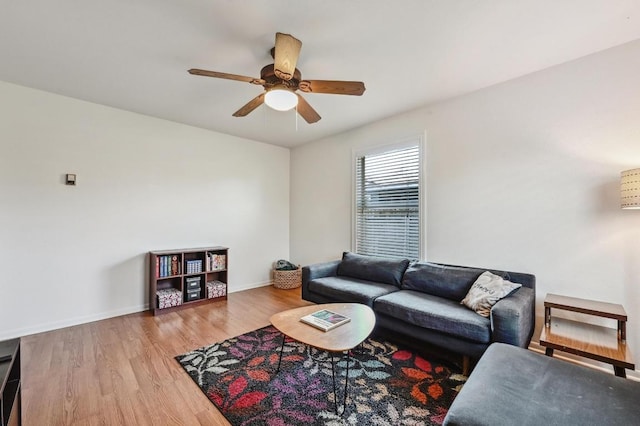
269;303;376;353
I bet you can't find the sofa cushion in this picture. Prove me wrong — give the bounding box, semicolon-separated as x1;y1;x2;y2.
374;290;491;343
401;262;486;301
337;252;410;287
307;276;400;307
461;271;522;317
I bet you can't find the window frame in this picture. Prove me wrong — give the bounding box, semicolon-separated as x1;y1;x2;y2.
351;134;426;260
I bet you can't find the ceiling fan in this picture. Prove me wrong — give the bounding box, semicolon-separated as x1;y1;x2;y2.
188;32;366;124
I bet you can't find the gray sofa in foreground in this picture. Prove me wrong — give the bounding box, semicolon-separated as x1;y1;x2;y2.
302;252;536;373
443;343;640;425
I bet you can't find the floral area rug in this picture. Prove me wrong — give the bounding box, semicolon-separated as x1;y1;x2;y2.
176;326;466;425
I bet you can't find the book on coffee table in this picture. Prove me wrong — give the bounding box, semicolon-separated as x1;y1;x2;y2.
300;309;351;332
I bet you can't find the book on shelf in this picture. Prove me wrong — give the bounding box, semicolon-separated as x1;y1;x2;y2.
159;256;165;277
300;309;351;332
156;255;180;278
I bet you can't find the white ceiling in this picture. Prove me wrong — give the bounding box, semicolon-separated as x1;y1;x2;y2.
1;1;640;148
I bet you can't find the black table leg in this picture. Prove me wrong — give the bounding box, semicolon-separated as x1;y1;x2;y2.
276;333;286;373
331;353;338;414
343;350;350;413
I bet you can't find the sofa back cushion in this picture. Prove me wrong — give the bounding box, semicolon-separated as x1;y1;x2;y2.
402;262;536;301
401;262;481;301
337;252;410;287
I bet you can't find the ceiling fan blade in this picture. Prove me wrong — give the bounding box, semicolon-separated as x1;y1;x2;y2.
188;69;265;85
295;94;321;123
232;93;266;117
298;80;365;96
274;32;302;81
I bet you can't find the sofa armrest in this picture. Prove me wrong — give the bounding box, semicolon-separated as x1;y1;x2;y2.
490;287;535;348
303;260;340;281
301;260;340;301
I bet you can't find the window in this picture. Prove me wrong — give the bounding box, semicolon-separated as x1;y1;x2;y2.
354;139;423;259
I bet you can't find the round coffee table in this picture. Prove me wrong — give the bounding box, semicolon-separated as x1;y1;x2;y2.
270;303;376;414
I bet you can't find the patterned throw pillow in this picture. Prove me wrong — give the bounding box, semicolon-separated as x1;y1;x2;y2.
461;271;522;317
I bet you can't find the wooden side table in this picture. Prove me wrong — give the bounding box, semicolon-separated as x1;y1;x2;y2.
540;293;634;378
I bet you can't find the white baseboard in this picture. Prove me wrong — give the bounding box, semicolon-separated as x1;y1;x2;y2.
229;280;273;292
0;281;275;341
0;303;148;341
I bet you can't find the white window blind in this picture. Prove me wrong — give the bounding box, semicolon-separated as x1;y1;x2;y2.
355;144;420;259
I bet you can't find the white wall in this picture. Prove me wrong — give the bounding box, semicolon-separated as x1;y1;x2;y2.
0;81;290;340
291;39;640;369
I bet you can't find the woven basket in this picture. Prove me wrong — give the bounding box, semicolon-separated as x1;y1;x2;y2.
273;267;302;289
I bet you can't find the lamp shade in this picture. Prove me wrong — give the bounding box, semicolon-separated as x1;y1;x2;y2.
621;168;640;209
264;88;298;111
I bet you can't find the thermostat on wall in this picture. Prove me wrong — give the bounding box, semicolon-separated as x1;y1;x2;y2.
66;173;76;185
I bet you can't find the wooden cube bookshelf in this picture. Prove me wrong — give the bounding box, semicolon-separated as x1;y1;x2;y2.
149;246;228;315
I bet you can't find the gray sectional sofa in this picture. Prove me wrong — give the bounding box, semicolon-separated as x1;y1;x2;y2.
443;343;640;425
302;252;536;373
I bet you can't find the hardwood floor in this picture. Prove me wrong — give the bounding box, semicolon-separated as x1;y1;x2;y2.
20;285;312;426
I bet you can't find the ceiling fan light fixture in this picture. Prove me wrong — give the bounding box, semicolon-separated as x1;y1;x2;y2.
264;87;298;111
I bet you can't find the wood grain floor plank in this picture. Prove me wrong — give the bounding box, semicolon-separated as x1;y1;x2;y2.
22;285;310;425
